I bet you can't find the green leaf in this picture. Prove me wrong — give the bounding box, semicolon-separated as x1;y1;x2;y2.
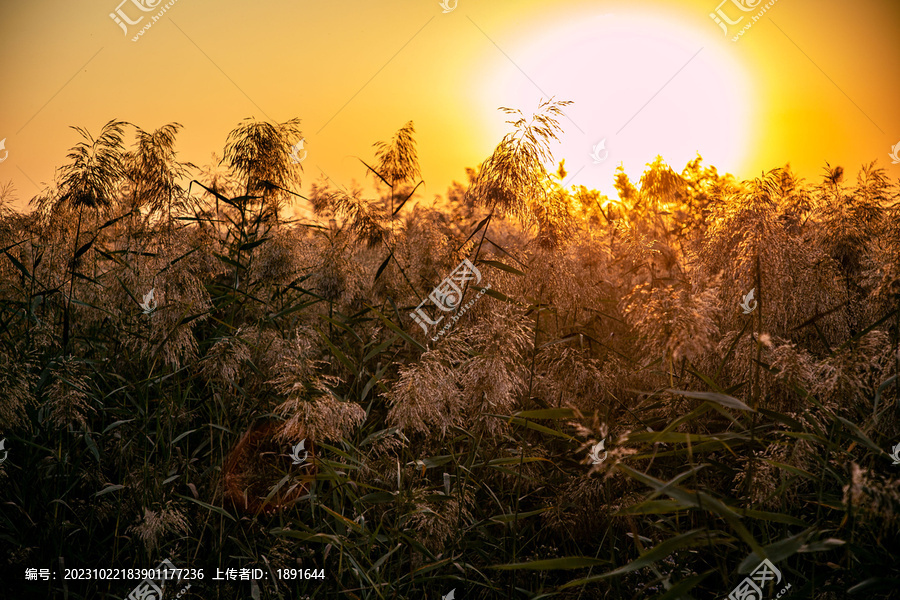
360;491;398;503
319;314;363;344
481;287;521;306
874;374;897;413
513;408;579;420
72;271;101;285
560;530;717;588
489;507;549;523
3;251;32;280
456;215;491;251
620;465;763;555
367;304;426;352
374;253;392;282
655;570;714;600
538;333;586;349
407;455;455;469
737;528;813;572
315;327;358;377
358;157;391;186
84;432;100;464
270;528;337;543
847;577;900;594
94;484;125;497
101;419;134;434
630;440;746;460
177;494;236;522
667;389;755;412
359;426;401;449
320;505;367;534
836;416;882;454
491;414;578;441
485;456;549;466
73;239;94;259
615;499;692;516
798;538;845;553
493;556;609;570
757;408;804;431
269;299;320;319
172;429;197;445
685;363;725;394
212;252;245;271
832;307;899;355
363;334;400;364
393;181;424;215
410;556;453;577
372;543;404;573
239;237;271;251
360;366;388;403
658;403;714;436
742;508;808;526
627;431;748;445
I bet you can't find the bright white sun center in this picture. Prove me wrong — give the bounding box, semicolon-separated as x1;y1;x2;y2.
480;12;752;191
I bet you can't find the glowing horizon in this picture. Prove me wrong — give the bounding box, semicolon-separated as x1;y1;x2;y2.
477;10;754;190
0;0;898;211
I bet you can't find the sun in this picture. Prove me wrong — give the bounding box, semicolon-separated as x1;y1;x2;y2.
478;11;754;190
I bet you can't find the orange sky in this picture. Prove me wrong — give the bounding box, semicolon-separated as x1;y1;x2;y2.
1;0;898;212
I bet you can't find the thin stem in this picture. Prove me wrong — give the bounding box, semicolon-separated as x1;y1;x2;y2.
62;205;85;349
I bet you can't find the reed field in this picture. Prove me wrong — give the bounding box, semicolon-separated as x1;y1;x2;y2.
1;105;899;599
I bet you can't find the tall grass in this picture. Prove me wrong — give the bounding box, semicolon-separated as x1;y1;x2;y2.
0;109;898;599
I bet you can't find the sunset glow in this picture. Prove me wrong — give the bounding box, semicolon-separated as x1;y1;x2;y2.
1;0;898;207
478;11;753;187
3;2;900;598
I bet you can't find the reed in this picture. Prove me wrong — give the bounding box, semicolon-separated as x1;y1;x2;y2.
0;112;898;599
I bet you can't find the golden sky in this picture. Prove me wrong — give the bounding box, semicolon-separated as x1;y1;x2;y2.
1;0;898;211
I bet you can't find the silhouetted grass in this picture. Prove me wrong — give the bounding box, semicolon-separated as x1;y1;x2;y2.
0;111;898;599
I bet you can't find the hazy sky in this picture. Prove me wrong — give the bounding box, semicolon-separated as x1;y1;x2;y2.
1;0;898;211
